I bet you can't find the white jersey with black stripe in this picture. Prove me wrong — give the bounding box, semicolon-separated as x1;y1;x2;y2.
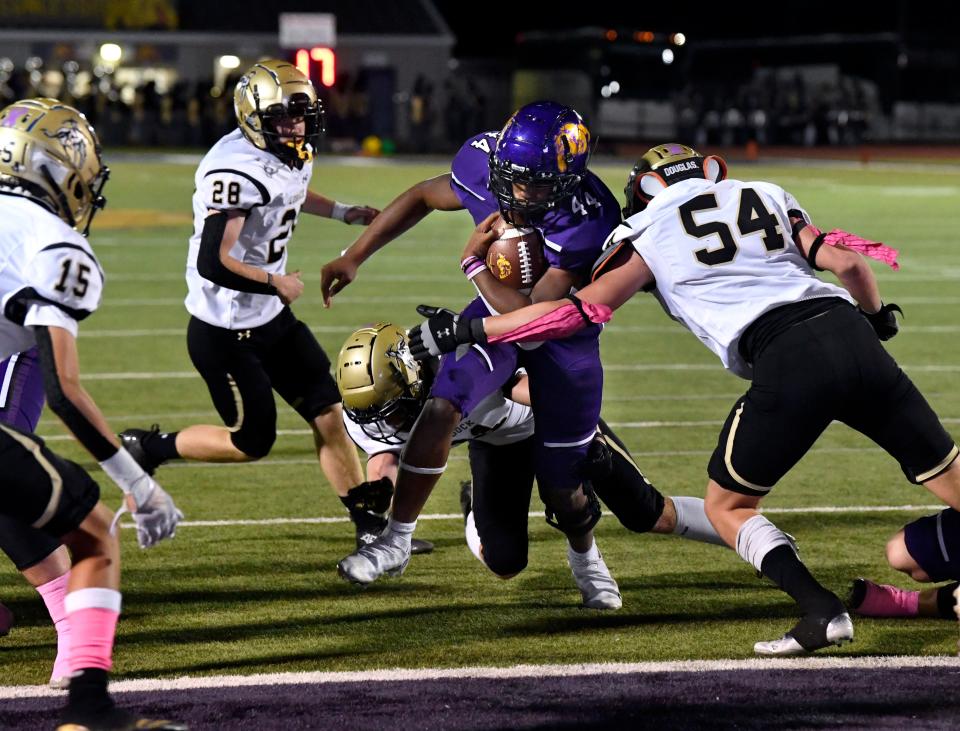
185;128;313;330
0;195;104;360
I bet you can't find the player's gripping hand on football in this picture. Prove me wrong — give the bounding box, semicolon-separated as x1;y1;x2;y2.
408;304;486;360
275;270;304;306
462;211;502;261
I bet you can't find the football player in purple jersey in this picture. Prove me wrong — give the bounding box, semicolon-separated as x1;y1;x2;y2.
326;102;626;603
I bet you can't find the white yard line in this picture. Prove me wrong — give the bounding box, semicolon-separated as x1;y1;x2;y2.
97;504;943;530
3;655;959;699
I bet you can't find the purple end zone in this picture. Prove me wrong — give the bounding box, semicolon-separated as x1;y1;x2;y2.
4;666;960;730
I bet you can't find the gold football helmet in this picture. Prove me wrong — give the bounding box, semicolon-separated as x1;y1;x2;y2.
336;323;424;440
0;98;109;234
234;59;324;168
622;142;727;217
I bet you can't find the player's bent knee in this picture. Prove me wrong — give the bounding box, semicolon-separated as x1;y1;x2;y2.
231;428;275;460
885;531;916;572
484;551;527;579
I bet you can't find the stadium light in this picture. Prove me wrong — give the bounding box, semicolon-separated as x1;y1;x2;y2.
662;48;675;65
99;43;122;63
218;55;241;70
295;47;336;87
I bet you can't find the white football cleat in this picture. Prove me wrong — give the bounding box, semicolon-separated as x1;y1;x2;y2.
568;546;622;610
754;612;854;656
338;536;411;586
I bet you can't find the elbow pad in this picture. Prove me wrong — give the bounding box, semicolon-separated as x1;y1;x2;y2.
34;326;117;461
197;213;277;295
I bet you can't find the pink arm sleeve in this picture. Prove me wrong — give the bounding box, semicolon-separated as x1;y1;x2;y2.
487;301;613;344
823;228;900;270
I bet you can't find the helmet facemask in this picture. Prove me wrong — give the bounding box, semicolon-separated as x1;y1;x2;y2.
256;92;324;169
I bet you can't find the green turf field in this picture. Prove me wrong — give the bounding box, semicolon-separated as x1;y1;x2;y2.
2;157;959;684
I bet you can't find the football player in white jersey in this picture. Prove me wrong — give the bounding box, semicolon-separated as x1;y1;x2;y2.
0;98;185;730
412;143;960;656
335;323;727;607
117;60;402;550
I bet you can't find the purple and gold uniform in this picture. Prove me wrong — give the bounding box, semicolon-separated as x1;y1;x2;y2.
432;130;620;493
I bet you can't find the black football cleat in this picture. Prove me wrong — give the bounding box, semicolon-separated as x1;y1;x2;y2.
754;611;854;656
118;425;166;476
57;705;188;730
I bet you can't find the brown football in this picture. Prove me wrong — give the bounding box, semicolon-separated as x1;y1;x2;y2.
485;226;548;290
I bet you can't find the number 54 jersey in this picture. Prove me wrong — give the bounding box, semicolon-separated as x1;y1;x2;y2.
613;177;851;378
0;196;104;360
185;128;313;330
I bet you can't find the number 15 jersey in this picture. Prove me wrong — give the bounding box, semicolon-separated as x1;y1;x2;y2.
185;128;313;330
613;177;851;378
0;196;104;361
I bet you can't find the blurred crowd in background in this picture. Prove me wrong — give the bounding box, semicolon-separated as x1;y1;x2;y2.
0;58;886;153
0;60;489;154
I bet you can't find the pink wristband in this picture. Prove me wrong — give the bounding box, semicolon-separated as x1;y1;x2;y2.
461;255;487;280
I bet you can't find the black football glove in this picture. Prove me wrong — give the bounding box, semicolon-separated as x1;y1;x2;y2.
408;304;483;360
859;302;902;341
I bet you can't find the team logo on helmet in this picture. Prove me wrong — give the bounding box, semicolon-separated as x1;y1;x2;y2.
555;122;590;173
44;119;87;169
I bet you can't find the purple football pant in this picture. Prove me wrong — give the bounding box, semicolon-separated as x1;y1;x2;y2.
520;327;603;493
0;347;62;570
430;297;603;493
0;348;45;432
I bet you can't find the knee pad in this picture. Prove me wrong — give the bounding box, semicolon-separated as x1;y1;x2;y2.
543;486;602;538
343;477;394;516
231;424;276;460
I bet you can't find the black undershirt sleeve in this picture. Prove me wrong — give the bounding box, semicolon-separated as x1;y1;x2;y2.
34;326;118;461
196;212;277;295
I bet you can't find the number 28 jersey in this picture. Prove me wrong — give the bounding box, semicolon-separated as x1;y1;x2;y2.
185;128;312;330
613;177;851;378
0;196;104;360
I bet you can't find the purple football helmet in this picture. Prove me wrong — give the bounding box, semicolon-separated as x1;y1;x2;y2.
489;101;591;224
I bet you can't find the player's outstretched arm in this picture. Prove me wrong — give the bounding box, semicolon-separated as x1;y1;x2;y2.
34;326;183;547
321;174;463;306
794;220;900;340
302;191;380;225
408;252;653;358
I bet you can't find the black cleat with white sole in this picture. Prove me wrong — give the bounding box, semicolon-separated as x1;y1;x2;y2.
754;611;854;656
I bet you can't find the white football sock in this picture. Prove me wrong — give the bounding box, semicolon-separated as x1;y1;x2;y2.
735;514;794;573
671;496;727;546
